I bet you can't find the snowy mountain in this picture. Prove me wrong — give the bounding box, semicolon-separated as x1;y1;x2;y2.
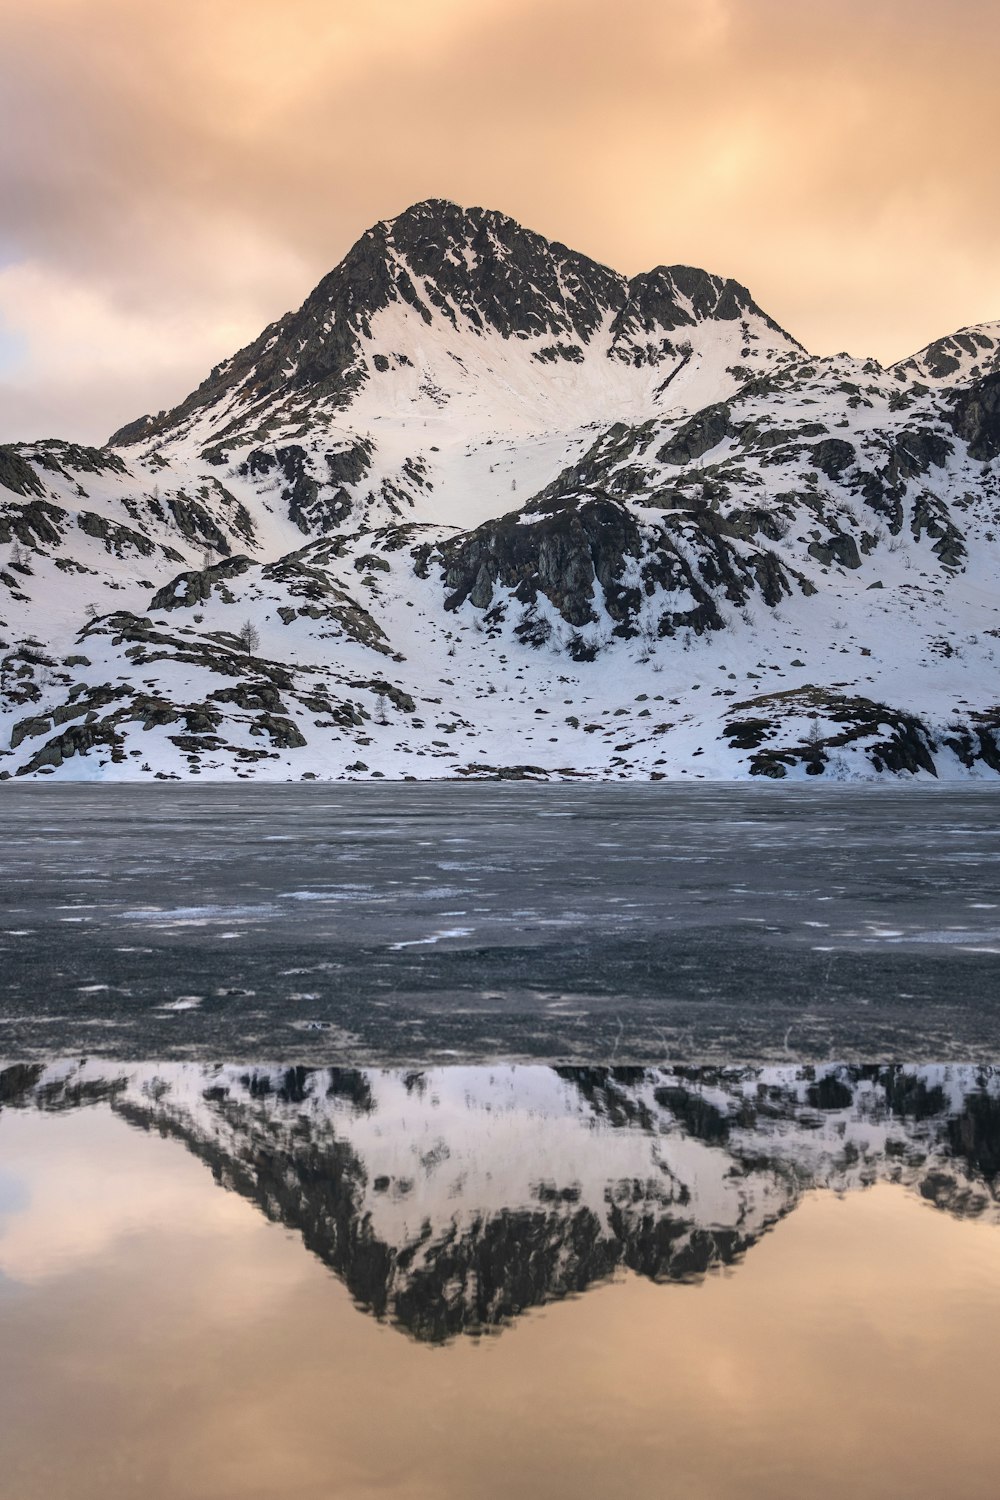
893;321;1000;385
2;199;1000;782
4;1058;999;1340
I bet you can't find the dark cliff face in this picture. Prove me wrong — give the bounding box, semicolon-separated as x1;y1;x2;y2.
108;199;796;448
950;370;1000;461
434;491;746;654
375;200;626;342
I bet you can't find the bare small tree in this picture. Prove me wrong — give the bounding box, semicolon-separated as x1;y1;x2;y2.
236;620;260;658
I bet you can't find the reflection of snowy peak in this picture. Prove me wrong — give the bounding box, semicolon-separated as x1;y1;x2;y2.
5;1061;999;1341
3;200;1000;783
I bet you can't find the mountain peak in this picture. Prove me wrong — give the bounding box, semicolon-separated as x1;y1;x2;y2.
8;204;1000;789
892;320;1000;385
108;201;799;449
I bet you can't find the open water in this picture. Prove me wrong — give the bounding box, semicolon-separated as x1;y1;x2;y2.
0;782;998;1060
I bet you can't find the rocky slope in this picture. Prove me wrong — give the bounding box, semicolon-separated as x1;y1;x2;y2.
2;199;999;782
3;1059;999;1340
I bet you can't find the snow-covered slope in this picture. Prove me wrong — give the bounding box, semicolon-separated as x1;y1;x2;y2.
4;1059;999;1340
892;321;1000;385
2;200;1000;782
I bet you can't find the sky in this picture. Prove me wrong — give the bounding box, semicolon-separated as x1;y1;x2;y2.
1;0;998;443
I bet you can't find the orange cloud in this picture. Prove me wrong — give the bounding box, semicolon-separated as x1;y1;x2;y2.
1;0;997;440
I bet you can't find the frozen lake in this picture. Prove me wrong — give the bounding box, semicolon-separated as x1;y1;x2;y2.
1;782;999;1061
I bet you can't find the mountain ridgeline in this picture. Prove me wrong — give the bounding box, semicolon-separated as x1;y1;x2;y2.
2;198;1000;782
108;200;794;450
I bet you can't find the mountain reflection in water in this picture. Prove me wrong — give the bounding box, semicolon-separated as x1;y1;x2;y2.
3;1060;998;1344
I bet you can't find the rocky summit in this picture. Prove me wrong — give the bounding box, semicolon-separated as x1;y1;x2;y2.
2;198;1000;782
